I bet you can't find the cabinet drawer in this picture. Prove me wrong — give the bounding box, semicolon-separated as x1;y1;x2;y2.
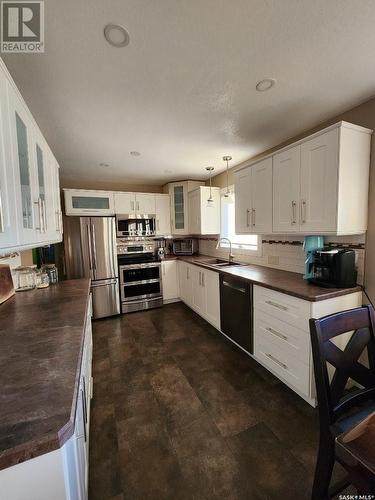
255;336;310;396
254;285;311;332
254;310;310;364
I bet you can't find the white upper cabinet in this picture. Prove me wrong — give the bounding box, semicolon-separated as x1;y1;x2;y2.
135;193;155;214
235;157;273;234
188;186;220;235
300;128;338;233
165;180;203;235
272;123;371;235
0;66;18;249
114;192;134;213
64;189;115;216
155;194;171;236
273;146;301;233
113;192;155;215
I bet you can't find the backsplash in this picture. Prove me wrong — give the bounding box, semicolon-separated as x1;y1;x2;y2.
198;234;366;285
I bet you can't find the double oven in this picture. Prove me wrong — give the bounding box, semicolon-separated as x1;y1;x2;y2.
117;239;163;313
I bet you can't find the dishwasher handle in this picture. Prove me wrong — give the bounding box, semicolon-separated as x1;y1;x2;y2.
222;280;247;294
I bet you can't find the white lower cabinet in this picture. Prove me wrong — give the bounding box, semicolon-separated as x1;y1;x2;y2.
0;299;93;500
161;260;179;302
178;261;220;330
253;285;362;405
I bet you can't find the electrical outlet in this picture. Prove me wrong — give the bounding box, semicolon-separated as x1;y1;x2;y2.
268;255;280;265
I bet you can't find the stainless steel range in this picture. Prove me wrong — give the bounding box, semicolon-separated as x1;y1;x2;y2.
117;239;163;313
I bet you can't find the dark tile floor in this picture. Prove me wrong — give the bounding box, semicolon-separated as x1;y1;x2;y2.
88;302;322;500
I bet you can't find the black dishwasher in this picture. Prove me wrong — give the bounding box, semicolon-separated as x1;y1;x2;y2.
220;274;253;354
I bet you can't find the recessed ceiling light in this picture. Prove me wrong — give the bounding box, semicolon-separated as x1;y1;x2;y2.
130;151;141;157
104;24;130;48
256;79;276;92
99;162;110;168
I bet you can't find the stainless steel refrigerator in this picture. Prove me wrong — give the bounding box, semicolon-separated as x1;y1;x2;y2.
63;216;120;319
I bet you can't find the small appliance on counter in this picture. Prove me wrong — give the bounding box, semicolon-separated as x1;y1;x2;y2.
308;248;357;288
13;265;37;292
172;238;198;256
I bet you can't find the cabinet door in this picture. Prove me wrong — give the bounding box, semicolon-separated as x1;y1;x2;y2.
273;146;301;233
188;189;200;234
192;266;205;315
170;183;188;234
52;161;63;240
178;261;193;305
114;192;135;214
162;260;179;301
155;194;171;236
202;269;220;329
251;158;273;234
300;129;338;233
9;87;38;245
135;193;155;214
65;190;115;216
0;68;18;249
235;167;252;233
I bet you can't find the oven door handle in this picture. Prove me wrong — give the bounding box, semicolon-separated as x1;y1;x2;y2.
119;263;161;270
123;278;161;286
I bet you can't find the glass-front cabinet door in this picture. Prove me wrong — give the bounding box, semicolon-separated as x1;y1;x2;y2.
0;63;18;249
169;182;188;235
10;86;38;245
64;189;115;216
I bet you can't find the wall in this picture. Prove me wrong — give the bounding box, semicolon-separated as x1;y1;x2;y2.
60;178;163;193
205;97;375;291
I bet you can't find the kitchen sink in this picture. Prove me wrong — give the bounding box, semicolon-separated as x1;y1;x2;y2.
197;258;241;268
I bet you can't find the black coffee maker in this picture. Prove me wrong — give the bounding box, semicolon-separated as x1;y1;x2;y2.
308;248;357;288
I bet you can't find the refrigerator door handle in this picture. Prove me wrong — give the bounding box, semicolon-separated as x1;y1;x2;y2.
91;223;97;271
91;278;118;287
86;224;93;271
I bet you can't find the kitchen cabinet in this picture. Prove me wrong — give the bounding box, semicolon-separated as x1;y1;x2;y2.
165;180;203;235
253;285;362;405
189;264;220;329
155;194;171;235
0;65;18;249
161;260;179;302
113;192;156;215
192;266;206;316
272;122;371;235
188;186;220;235
64;189;115;216
235;157;272;234
178;260;193;306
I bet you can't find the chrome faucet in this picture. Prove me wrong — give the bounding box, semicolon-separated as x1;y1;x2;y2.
216;238;234;263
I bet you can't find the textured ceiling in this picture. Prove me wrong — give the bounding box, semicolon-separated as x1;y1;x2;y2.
3;0;375;185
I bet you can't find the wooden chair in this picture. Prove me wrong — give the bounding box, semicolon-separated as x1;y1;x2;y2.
309;305;375;500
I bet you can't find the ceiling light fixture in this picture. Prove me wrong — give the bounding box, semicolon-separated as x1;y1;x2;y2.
256;78;276;92
222;156;233;204
130;151;141;157
206;167;215;207
104;24;130;48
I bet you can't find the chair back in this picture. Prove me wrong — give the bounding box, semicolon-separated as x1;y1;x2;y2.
309;305;375;429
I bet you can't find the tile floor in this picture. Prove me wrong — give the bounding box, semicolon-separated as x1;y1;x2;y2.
89;302;323;500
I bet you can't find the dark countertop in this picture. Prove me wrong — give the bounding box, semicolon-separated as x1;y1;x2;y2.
0;279;91;471
166;254;362;301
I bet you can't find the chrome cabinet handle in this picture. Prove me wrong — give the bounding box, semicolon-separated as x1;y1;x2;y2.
34;199;42;231
186;267;189;280
266;353;288;370
301;200;306;224
131;200;135;211
202;272;205;287
246;209;250;227
81;389;87;442
291;201;297;224
42;199;47;232
136;201;140;211
266;327;288;341
252;208;256;227
265;300;288;311
199;271;202;286
55;210;60;232
0;190;3;233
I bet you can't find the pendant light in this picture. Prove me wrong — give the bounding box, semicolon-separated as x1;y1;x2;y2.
206;166;215;207
222;155;233;204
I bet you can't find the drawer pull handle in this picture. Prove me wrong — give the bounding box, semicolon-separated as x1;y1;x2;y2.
266;353;288;370
266;327;288;341
265;300;288;311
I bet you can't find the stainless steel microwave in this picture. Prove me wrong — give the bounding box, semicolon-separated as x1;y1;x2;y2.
172;238;198;255
116;214;156;238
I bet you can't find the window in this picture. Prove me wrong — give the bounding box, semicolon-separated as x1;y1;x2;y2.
220;186;261;254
